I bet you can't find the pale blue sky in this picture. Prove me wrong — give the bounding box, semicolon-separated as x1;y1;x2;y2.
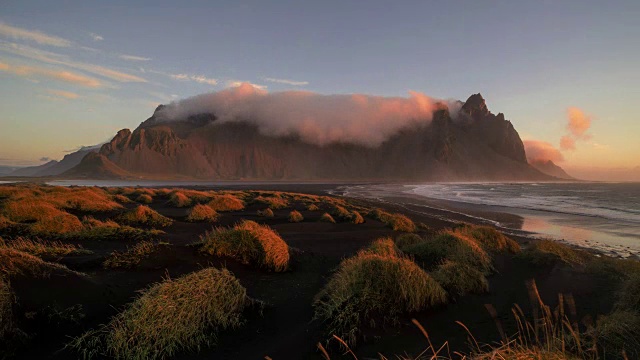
0;0;638;170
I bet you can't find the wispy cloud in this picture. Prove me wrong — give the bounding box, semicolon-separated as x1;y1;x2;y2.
119;54;151;62
171;73;217;85
47;89;80;99
0;61;102;87
89;33;104;42
0;41;146;83
226;80;267;90
263;77;309;86
0;22;72;47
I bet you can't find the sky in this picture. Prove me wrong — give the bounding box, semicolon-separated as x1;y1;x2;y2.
0;0;638;179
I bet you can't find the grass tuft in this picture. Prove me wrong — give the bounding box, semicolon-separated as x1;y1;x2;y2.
69;268;253;360
364;238;401;257
395;233;425;250
208;194;245;212
257;208;274;217
168;192;192;208
592;310;640;359
453;225;520;253
288;210;304;223
0;276;13;338
0;237;91;257
135;194;153;204
402;232;492;273
520;239;590;267
307;204;320;211
367;208;416;232
186;204;218;223
103;241;161;269
0;248;74;278
200;220;289;272
319;213;336;223
253;195;288;209
116;205;173;228
431;261;489;298
314;252;446;344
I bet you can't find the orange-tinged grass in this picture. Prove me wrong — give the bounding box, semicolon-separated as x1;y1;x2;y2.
307;204;320;211
0;237;91;257
257;208;274;217
366;208;416;232
103;241;161;269
116;205;173;228
453;224;520;253
113;194;132;204
288;210;304;223
0;247;75;278
364;237;400;257
186;204;218;223
73;216;162;242
0;185;122;235
69;268;254;360
208;194;245;212
200;220;289;272
253;195;288;209
168;192;191;207
395;233;425;250
135;194;153;204
41;187;122;212
319;213;336;223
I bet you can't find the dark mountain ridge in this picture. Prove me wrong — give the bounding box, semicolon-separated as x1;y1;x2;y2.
64;93;554;181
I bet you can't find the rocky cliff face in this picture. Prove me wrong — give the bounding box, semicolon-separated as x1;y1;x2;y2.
64;94;549;181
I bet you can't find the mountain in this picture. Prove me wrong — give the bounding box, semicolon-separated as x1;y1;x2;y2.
0;165;23;176
9;144;102;177
530;160;574;180
65;93;551;181
9;160;60;177
61;152;132;179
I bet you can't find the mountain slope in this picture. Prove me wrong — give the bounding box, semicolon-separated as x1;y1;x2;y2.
530;160;574;180
9;145;103;177
69;93;550;181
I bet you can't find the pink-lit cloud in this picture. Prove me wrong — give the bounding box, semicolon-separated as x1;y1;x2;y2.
566;107;592;139
158;82;448;147
0;61;102;87
523;140;564;163
560;135;575;151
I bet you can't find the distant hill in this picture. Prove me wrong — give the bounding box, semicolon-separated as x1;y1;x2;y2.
61;152;132;179
63;93;550;181
10;144;102;177
530;160;574;180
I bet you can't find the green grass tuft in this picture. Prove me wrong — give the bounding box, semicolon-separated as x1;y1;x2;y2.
314;252;446;344
454;225;520;253
520;240;590;267
395;233;425;250
364;238;401;257
431;261;489;298
68;268;253;360
402;232;492;274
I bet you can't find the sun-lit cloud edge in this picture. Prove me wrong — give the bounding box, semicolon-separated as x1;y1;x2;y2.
0;22;71;47
263;77;309;86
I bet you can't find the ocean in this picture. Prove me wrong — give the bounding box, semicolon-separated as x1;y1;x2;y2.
340;182;640;258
